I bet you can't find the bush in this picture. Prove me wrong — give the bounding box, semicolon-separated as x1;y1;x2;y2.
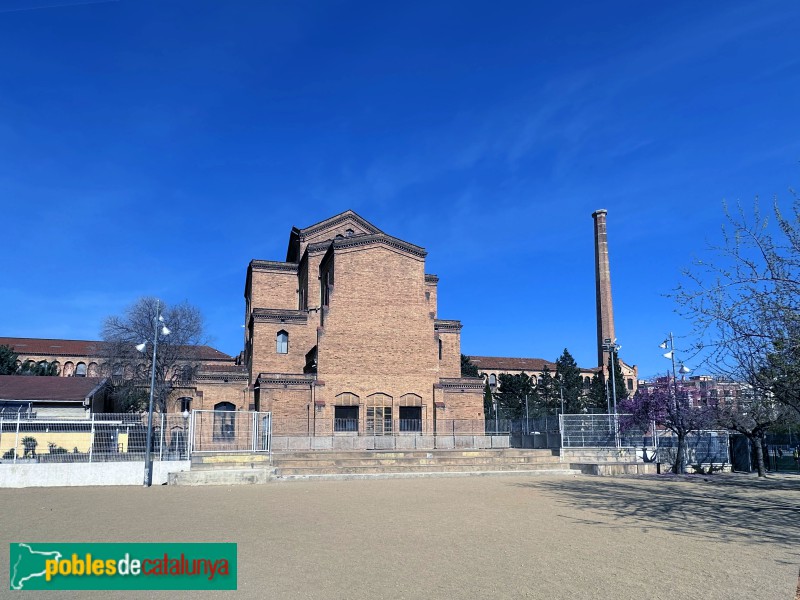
49;446;68;455
2;448;15;459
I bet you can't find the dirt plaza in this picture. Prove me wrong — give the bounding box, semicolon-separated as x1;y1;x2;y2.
1;473;798;600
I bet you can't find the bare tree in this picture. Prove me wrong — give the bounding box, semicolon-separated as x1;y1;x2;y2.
674;196;800;417
712;392;795;477
101;297;207;412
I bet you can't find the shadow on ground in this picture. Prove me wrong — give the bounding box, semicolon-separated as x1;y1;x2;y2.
516;475;800;554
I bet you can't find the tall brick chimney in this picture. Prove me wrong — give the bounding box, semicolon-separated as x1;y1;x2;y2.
592;209;615;370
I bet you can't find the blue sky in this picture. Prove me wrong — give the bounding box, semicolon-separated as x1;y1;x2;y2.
1;0;799;378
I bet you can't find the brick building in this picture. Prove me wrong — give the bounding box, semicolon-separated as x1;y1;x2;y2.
469;355;638;405
0;337;248;414
245;210;484;435
638;375;751;409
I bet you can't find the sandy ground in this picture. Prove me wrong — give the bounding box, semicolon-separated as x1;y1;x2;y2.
0;473;798;600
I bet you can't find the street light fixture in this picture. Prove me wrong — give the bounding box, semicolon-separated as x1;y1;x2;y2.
137;300;170;488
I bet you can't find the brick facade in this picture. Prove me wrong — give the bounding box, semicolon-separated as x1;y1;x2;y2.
247;210;484;435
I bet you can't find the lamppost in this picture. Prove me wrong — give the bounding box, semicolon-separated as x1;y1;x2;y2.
136;301;171;488
659;333;691;469
182;408;190;459
601;338;621;414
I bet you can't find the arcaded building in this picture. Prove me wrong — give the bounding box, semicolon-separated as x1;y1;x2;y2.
244;210;484;435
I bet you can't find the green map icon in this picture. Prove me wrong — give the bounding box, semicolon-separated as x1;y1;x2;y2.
10;543;62;590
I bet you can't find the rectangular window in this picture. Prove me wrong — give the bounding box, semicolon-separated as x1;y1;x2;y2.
334;406;358;432
399;406;422;432
366;407;392;435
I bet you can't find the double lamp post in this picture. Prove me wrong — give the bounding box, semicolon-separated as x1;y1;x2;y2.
136;301;171;488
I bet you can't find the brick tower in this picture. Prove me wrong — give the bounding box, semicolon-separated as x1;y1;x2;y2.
592;209;615;370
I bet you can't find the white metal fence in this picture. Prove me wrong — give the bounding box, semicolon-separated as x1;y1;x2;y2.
190;410;271;453
560;413;731;466
0;412;192;463
656;430;730;466
560;414;654;449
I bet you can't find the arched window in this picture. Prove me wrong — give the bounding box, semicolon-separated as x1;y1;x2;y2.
87;362;98;377
584;376;591;388
52;361;61;375
112;363;123;377
489;374;497;387
63;361;75;377
366;393;393;435
276;330;289;354
75;362;87;377
213;402;236;441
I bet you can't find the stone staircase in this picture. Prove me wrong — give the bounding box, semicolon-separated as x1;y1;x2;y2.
272;449;576;480
168;453;271;486
169;449;582;485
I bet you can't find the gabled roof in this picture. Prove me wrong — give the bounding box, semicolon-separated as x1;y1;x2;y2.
285;209;383;262
0;376;107;403
298;209;382;237
0;337;103;358
469;356;558;372
0;337;235;363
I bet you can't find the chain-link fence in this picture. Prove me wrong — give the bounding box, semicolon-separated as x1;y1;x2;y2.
559;414;731;468
0;412;192;463
560;414;654;449
655;430;730;468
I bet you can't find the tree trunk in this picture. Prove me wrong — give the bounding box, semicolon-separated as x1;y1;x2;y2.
674;432;688;474
752;433;767;477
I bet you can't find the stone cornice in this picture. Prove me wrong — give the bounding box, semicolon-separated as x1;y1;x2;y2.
299;210;382;239
436;377;484;391
332;233;427;259
434;319;462;333
306;240;333;256
424;274;439;284
195;373;249;383
250;260;299;273
256;373;316;388
251;309;308;325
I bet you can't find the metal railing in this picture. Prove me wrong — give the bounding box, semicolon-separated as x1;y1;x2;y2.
560;414;654;449
270;418;509;437
190;410;271;453
0;412;192;463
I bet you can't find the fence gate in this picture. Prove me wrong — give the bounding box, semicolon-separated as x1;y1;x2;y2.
190;410;271;454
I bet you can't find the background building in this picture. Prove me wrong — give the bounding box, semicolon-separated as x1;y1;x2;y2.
0;337;248;413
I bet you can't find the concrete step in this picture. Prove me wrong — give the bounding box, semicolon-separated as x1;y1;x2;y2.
272;469;582;482
191;453;271;466
271;455;562;468
191;461;271;471
169;468;269;486
271;449;557;461
273;462;568;476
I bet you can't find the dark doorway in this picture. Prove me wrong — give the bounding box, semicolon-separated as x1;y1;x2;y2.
334;406;358;432
399;406;422;432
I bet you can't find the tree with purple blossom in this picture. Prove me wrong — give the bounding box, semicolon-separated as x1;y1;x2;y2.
619;380;715;474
